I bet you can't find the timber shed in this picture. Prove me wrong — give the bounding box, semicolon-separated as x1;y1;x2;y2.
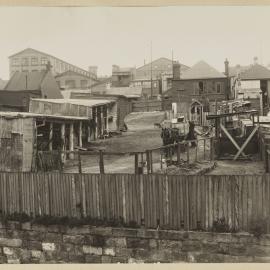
0;112;90;172
29;98;118;137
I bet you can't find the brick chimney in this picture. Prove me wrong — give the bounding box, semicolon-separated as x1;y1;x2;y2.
224;58;229;77
173;61;181;80
112;65;120;73
253;56;258;65
89;66;98;78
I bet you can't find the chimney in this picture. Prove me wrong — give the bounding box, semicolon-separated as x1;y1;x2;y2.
253;56;258;65
224;58;229;77
172;61;181;80
89;66;98;78
112;65;120;73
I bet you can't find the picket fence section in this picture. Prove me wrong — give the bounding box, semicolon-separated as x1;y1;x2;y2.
0;173;269;232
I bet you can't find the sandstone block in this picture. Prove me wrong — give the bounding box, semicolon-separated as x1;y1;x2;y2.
101;255;112;263
66;226;90;235
85;255;101;263
31;250;42;258
42;242;56;251
45;232;62;243
111;256;128;263
21;222;32;231
106;237;126;248
62;235;84;245
103;247;115;256
126;238;149;249
7;258;20;264
0;238;22;248
90;227;112;236
3;247;14;255
28;241;43;250
82;245;102;255
68;254;85;263
112;228;137;238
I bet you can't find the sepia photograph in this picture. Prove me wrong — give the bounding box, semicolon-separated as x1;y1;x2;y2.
0;1;270;264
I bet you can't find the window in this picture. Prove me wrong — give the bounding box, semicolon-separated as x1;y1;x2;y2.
12;58;20;66
41;57;48;65
81;80;88;89
216;82;222;94
31;57;38;65
198;81;204;94
21;58;29;66
65;80;76;89
32;70;38;72
153;82;157;88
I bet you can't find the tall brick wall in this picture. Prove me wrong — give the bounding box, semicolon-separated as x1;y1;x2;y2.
0;221;270;263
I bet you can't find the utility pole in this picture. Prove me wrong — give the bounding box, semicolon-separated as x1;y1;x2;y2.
150;41;153;99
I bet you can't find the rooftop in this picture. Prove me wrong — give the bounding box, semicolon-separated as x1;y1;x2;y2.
101;86;143;98
4;70;48;91
0;111;89;121
239;64;270;80
180;60;226;80
9;48;96;78
32;98;115;107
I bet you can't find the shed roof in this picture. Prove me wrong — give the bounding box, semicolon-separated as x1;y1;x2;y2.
32;98;115;107
180;60;226;80
0;111;89;121
103;86;142;98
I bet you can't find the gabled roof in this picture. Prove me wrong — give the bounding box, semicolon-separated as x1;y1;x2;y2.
4;70;48;91
180;61;226;80
228;65;251;77
136;57;189;71
239;64;270;80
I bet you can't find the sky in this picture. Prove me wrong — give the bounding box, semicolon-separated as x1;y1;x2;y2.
0;6;270;79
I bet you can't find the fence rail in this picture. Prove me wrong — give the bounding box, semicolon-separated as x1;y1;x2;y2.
0;172;269;233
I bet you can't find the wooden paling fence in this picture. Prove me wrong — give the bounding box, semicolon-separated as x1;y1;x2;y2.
0;172;269;233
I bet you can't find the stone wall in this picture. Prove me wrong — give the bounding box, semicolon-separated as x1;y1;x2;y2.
1;221;270;263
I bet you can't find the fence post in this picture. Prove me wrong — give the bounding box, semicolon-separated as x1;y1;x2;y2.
177;143;181;165
265;146;269;173
186;143;190;164
134;153;139;174
78;152;82;174
203;139;206;160
58;150;63;172
210;137;214;161
99;150;105;174
146;150;151;174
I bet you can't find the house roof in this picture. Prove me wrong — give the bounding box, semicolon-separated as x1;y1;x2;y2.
228;65;251;77
239;64;270;80
4;70;48;91
180;61;226;80
32;98;115;107
136;57;189;71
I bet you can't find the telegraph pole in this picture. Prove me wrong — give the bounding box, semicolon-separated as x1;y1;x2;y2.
150;41;153;99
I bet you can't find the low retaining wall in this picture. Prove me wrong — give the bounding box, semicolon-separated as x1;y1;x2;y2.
0;221;270;263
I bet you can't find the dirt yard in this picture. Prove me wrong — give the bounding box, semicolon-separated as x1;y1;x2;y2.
63;111;265;175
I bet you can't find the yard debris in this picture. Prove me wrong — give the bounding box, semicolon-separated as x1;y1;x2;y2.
156;160;217;175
